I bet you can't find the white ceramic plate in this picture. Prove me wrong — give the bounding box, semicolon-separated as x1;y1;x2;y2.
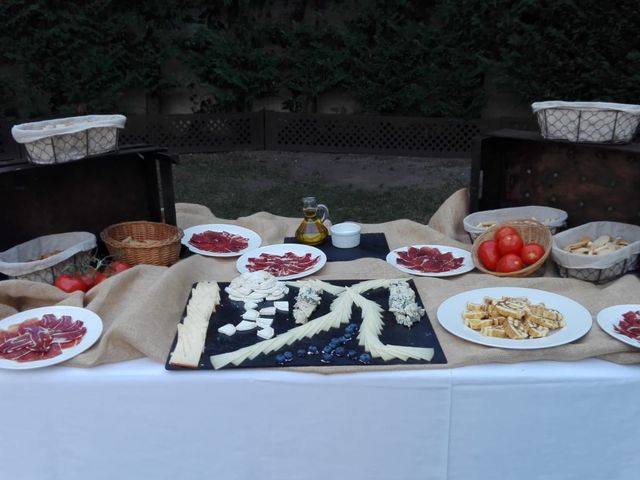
236;244;327;280
386;244;474;277
182;224;262;257
0;306;103;369
596;304;640;349
437;287;592;349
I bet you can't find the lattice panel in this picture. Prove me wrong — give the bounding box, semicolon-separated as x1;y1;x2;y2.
1;113;544;163
266;113;483;157
120;114;260;153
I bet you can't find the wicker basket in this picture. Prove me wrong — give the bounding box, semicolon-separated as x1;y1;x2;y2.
100;221;183;266
551;221;640;284
0;232;96;283
472;219;553;277
531;101;640;144
463;205;568;242
11;115;127;164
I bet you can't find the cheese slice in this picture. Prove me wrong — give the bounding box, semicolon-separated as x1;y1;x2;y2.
169;282;220;368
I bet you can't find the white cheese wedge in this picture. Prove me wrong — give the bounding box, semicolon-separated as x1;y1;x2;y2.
244;301;258;310
266;292;285;301
217;323;236;336
257;326;275;340
259;306;276;316
236;320;257;331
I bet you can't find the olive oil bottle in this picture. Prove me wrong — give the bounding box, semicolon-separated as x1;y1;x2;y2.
295;196;329;245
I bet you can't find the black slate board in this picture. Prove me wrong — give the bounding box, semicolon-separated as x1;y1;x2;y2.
284;233;390;262
166;279;447;370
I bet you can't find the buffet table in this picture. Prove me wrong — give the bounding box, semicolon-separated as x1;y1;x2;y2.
2;358;639;480
1;195;640;480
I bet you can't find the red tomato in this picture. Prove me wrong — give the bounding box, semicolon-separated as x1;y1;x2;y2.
54;274;89;293
495;226;518;242
498;234;524;256
495;253;524;273
521;243;545;266
78;270;97;290
93;271;109;285
477;240;500;271
110;260;131;273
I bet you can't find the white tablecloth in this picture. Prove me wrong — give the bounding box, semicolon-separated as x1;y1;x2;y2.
2;358;639;480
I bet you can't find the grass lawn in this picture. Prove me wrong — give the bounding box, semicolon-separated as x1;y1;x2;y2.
173;151;471;224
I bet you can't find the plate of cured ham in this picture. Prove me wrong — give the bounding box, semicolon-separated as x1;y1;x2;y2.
596;305;640;349
182;224;262;257
236;244;327;280
0;306;103;369
386;245;474;277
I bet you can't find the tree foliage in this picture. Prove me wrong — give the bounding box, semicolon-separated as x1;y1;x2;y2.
0;0;638;118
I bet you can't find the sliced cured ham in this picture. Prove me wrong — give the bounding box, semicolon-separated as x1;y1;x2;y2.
246;252;320;277
189;230;249;253
396;246;464;273
0;314;86;363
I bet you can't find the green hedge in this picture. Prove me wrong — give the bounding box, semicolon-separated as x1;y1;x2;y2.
1;0;638;118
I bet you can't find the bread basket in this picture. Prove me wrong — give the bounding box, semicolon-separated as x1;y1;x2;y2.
0;232;96;283
11;114;127;164
472;219;553;277
531;101;640;144
551;221;640;284
100;221;183;266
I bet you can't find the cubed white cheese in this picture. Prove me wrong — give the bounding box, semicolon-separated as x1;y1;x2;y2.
236;320;257;331
257;326;275;340
259;306;276;316
217;323;236;336
256;317;273;328
242;309;259;320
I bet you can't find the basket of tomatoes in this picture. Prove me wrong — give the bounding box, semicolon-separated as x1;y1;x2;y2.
472;219;552;277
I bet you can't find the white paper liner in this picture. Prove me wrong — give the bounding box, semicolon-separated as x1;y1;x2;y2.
463;206;568;240
11;115;127;143
531;101;640;115
531;101;640;143
0;232;97;278
552;222;640;269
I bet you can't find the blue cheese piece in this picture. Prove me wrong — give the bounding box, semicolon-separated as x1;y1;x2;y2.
388;281;425;327
292;284;322;324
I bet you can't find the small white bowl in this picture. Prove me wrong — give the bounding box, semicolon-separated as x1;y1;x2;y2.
330;222;362;248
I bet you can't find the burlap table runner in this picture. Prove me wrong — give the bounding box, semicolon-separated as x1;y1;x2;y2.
1;191;639;370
